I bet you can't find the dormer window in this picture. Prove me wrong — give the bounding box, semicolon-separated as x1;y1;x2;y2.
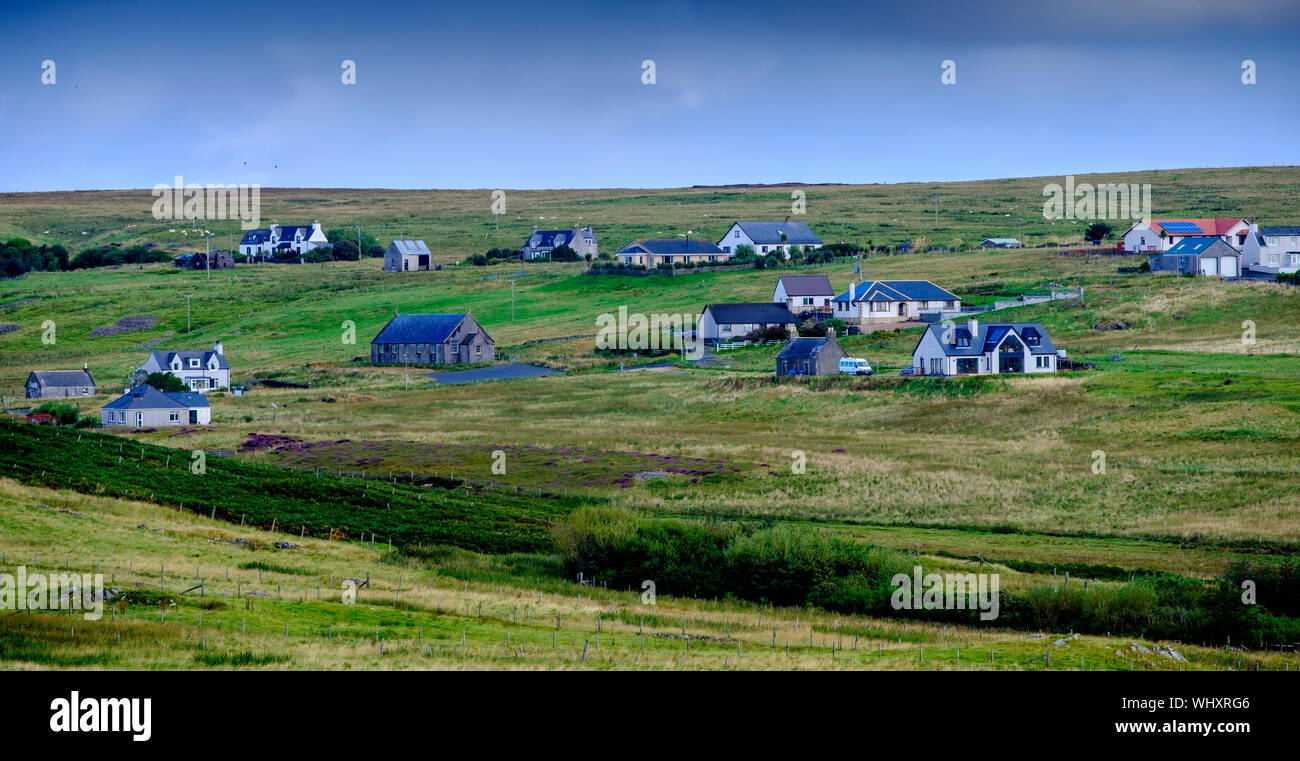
189;358;200;368
955;329;971;348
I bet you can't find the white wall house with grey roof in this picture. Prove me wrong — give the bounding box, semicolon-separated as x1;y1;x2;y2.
1250;226;1300;273
139;341;230;392
522;226;597;260
911;319;1057;376
717;220;823;258
832;280;961;324
101;385;210;427
239;222;328;259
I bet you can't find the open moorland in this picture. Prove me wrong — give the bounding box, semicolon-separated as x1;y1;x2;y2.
2;168;1299;669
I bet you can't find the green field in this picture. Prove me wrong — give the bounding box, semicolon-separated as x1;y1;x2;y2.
2;169;1299;669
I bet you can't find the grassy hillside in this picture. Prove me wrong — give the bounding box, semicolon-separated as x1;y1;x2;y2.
3;169;1299;668
2;166;1298;261
4;478;1294;670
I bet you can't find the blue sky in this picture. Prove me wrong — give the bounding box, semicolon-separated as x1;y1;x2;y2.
1;0;1297;191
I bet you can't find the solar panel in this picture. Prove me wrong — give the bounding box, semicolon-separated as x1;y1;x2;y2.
1161;222;1204;234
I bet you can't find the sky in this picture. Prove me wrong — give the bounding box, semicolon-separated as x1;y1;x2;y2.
0;0;1297;191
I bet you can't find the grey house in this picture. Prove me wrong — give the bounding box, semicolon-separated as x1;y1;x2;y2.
777;334;846;376
912;319;1058;375
371;313;495;366
384;239;431;272
26;368;96;399
101;385;210;427
697;302;796;343
522;226;597;260
1149;236;1241;277
139;342;230;392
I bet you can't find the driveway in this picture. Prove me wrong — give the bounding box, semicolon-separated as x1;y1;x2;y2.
426;363;563;385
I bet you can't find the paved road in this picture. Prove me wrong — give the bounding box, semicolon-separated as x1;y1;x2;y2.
426;363;563;385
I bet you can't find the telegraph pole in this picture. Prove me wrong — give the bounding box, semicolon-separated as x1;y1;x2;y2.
353;225;365;262
185;294;192;335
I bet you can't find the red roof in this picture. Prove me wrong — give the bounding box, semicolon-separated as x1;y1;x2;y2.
1149;218;1247;236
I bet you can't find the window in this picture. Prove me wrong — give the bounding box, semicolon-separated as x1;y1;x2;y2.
475;345;482;358
956;357;978;374
169;411;179;422
189;358;199;368
734;230;740;239
761;246;768;253
135;412;143;426
450;342;459;354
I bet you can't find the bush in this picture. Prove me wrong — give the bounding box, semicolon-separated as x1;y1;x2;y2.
145;372;188;393
31;402;79;426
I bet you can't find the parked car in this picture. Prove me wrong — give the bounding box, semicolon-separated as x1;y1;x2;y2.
838;357;873;376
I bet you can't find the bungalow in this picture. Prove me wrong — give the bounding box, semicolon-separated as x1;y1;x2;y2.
1149;236;1241;277
773;275;835;314
522;226;597;260
776;333;846;376
101;384;210;427
370;313;494;366
698;303;796;344
717;219;823;258
140;342;230;392
615;239;728;267
1120;218;1250;254
979;238;1021;249
239;222;329;259
26;367;95;399
384;239;431;272
912;319;1058;376
832;280;961;324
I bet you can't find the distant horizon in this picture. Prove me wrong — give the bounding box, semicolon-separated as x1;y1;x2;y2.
5;164;1298;195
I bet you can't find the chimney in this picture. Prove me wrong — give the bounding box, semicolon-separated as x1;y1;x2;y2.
83;362;88;370
967;318;978;339
213;340;224;356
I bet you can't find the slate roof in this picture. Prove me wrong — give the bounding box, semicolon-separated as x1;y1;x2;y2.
29;369;95;388
618;239;724;255
525;229;575;250
980;238;1021;246
728;220;822;245
102;385;209;410
240;229;271;245
778;336;832;360
776;275;834;296
371;314;468;345
922;322;1056;357
388;239;430;255
833;280;960;303
703;303;794;325
1261;226;1300;236
1163;237;1240;258
149;349;229;370
274;225;314;240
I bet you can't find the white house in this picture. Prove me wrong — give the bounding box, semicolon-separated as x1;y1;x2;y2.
773;275;835;313
139;341;230;392
239;222;329;259
1149;237;1241;277
912;319;1058;376
717;219;822;258
698;303;796;343
1120;218;1250;254
1248;225;1300;273
831;280;961;324
522;226;597;260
